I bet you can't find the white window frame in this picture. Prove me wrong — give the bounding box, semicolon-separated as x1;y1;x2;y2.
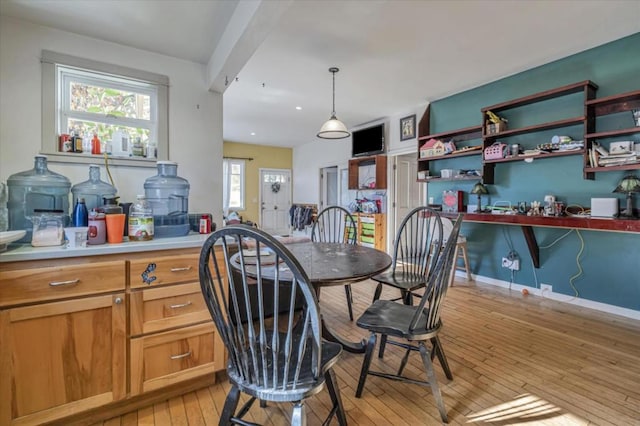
223;158;246;211
41;50;169;167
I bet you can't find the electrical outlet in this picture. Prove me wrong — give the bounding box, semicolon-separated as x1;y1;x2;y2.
502;257;520;270
541;284;552;296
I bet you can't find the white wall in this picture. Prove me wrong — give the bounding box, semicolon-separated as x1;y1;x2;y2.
292;105;427;205
0;16;224;227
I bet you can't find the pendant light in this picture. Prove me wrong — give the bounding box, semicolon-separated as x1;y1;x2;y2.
317;67;350;139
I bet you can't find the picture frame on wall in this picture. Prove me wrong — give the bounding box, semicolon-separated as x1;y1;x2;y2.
400;114;416;141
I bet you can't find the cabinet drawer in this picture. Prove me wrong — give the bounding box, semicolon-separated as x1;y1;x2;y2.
130;254;200;289
0;261;126;307
131;282;211;336
130;322;221;395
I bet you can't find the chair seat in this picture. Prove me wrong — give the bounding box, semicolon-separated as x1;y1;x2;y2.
372;269;428;292
356;300;440;340
229;334;342;402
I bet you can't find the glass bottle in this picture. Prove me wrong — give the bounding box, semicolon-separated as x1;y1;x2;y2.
128;195;154;241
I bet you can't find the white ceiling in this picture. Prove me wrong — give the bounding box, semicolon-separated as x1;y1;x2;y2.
2;0;639;149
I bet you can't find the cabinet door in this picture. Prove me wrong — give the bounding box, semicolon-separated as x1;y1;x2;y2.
0;293;126;425
130;322;222;395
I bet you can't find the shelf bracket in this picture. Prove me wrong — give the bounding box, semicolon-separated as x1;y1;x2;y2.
521;226;540;268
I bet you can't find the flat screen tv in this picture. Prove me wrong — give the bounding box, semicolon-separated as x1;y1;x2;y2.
352;123;385;157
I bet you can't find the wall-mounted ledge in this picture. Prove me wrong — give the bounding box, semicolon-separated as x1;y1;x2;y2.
444;212;640;268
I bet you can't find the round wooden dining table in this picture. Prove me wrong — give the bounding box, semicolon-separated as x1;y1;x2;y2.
235;241;392;353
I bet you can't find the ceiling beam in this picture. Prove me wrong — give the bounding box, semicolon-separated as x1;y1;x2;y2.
206;0;292;93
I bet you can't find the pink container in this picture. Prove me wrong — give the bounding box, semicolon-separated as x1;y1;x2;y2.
87;213;106;245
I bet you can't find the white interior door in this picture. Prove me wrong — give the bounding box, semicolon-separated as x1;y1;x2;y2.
260;169;291;235
320;166;338;210
394;154;424;235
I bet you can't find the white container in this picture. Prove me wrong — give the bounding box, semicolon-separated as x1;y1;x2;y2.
64;226;88;248
441;169;455;179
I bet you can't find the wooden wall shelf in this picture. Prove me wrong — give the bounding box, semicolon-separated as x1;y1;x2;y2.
443;211;640;269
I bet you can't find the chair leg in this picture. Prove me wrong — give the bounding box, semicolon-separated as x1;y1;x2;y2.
460;242;472;281
401;290;413;305
419;342;448;423
220;384;241;425
372;282;383;302
291;401;307;426
356;333;377;398
344;284;354;321
431;336;453;380
397;347;412;376
378;334;388;358
325;368;348;426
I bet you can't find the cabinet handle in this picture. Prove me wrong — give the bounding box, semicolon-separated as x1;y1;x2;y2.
169;301;192;309
115;297;123;305
170;266;192;272
170;351;192;360
49;279;80;287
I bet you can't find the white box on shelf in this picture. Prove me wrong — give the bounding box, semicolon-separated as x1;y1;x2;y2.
590;198;618;218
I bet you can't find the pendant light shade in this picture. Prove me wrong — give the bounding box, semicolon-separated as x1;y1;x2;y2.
318;67;350;139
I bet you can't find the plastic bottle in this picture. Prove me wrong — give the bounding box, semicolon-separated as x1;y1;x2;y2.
71;165;117;213
128;195;154;241
91;133;101;155
144;161;190;238
7;155;71;242
73;198;88;227
0;182;8;232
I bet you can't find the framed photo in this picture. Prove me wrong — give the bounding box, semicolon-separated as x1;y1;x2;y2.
400;114;416;141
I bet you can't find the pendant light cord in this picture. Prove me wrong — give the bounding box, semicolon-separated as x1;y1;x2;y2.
329;67;339;117
332;69;336;115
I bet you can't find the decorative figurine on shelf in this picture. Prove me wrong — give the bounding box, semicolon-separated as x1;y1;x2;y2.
529;201;542;216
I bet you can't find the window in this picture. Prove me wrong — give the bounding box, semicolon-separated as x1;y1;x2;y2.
223;159;245;211
41;50;168;166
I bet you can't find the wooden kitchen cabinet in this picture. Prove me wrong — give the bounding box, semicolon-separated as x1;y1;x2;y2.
128;251;224;396
0;286;126;426
0;244;225;425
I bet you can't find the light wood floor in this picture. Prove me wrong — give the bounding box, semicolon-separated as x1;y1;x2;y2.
95;278;640;425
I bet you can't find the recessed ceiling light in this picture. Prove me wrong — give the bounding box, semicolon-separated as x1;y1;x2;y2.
250;132;256;136
295;106;302;110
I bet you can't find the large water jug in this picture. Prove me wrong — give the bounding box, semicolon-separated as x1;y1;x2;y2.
144;161;190;237
71;165;118;213
7;155;71;242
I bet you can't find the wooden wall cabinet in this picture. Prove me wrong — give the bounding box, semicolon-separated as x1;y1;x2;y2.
348;155;387;189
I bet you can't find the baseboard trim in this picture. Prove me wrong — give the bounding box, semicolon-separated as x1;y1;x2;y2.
454;271;640;321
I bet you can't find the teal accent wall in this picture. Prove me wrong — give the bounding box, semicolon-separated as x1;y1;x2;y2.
427;33;640;311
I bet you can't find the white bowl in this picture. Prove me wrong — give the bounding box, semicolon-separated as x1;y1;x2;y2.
0;230;27;252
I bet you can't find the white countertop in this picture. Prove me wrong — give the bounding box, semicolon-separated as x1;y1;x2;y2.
0;233;212;262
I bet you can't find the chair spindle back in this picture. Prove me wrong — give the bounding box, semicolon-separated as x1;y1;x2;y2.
199;225;323;395
392;206;443;277
312;206;357;245
410;214;463;332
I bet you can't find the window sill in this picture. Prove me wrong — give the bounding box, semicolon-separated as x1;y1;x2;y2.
41;151;160;168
